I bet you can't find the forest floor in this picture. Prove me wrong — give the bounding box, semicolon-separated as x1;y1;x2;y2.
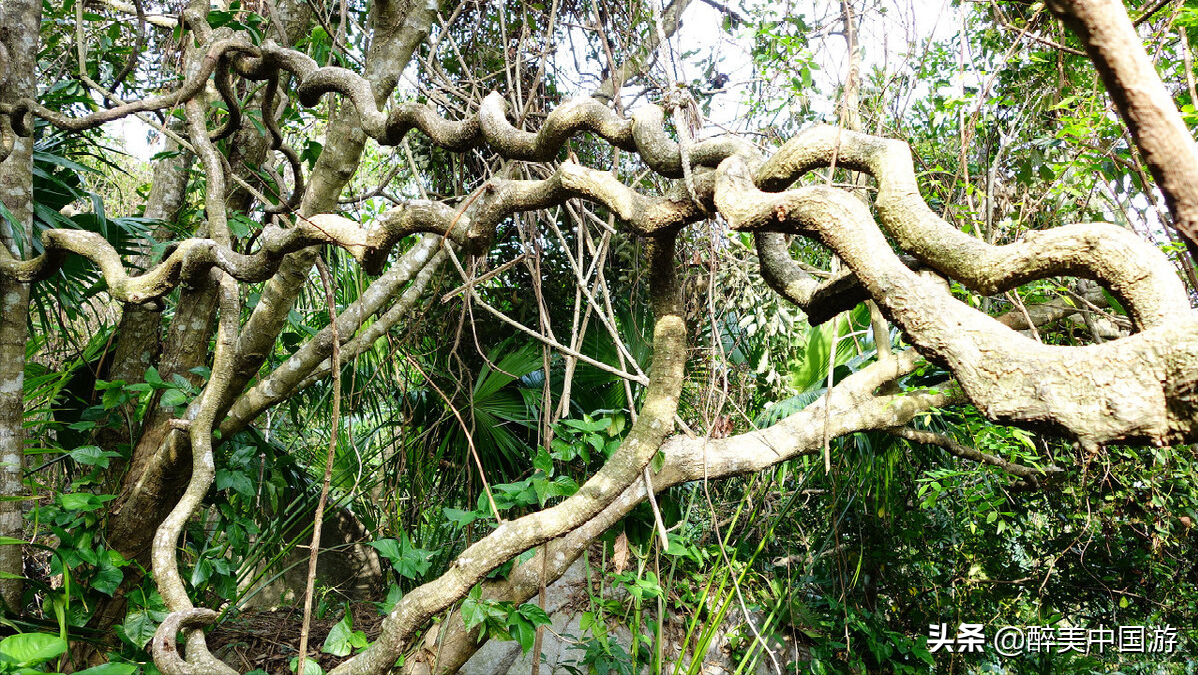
209;602;384;675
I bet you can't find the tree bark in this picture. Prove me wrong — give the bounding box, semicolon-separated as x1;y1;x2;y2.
108;127;196;386
223;0;439;414
419;352;951;675
1048;0;1198;248
0;0;41;612
86;1;317;646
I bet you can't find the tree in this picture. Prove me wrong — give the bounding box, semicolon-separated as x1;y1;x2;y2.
0;0;1196;672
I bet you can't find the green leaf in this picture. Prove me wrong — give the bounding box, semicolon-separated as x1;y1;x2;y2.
562;416;611;433
461;587;488;631
190;558;213;586
322;615;354;657
288;657;323;675
160;389;188;407
144;367;165;387
650;449;665;474
0;634;68;666
509;616;535;652
59;493;116;512
369;535;433;580
1100;287;1126;317
122;611;159;649
442;508;478;529
92;561;123;596
517;603;551;626
533;448;553;475
377;584;402;614
550;438;577;462
70;446;119;468
215;469;255;496
369;538;402;563
74;663;139;675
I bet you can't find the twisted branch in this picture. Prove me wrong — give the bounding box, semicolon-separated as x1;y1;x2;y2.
754;126;1190;331
151;609;232;675
5;34;756;181
418;350;956;675
327;233;688;675
4;19;1198;672
754;232;929;325
717;153;1198;445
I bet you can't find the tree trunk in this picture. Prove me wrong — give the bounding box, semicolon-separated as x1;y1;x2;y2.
0;0;42;612
84;4;315;645
88;0;441;641
108;127;195;387
221;0;438;414
1048;0;1198;248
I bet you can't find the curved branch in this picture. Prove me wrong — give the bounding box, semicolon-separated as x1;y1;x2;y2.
328;234;687;675
0;152;713;315
152;88;245;661
208;54;243;142
150;80;243;675
148;273;241;675
754;232;928;325
0;222;358;301
717;154;1198;446
14;34;751;188
151;609;232;675
1047;0;1198;248
219;236;445;437
422;350;954;675
105;0;147;102
754;125;1190;332
260;72;305;213
11;38;257;135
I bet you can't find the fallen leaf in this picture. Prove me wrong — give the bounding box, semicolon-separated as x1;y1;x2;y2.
614;531;630;574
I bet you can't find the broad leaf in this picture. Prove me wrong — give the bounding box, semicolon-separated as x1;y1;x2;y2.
0;634;68;666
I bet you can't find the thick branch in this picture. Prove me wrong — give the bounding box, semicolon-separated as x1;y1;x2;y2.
718;154;1198;446
151;609;223;675
9;35;746;184
328;235;687;675
1047;0;1198;248
754;125;1190;332
754;232;927;325
424;350;952;674
219;238;446;437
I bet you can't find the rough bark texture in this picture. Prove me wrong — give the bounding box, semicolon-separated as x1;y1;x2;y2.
108;129;195;386
10;81;1198;672
420;352;953;675
4;0;1198;671
0;0;41;611
225;0;438;412
329;234;688;675
721;146;1198;445
1047;0;1198;248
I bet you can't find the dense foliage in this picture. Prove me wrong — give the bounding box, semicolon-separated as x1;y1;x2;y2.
0;0;1196;674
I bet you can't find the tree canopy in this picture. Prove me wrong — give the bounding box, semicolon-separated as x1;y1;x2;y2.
0;0;1196;673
